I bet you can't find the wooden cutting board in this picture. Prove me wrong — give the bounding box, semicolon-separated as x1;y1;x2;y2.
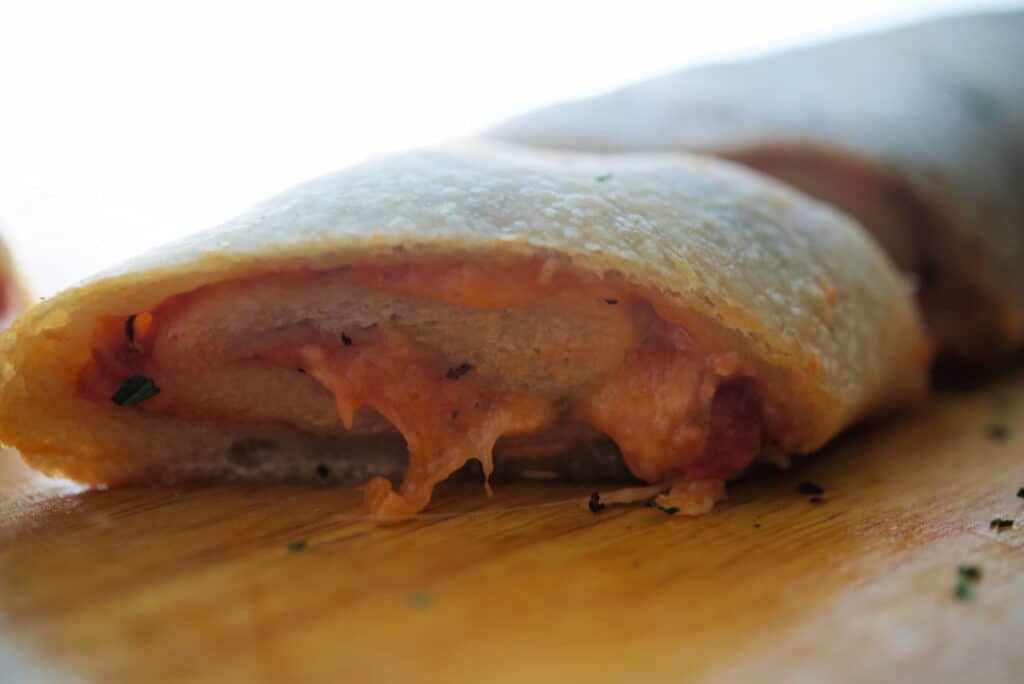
2;370;1023;683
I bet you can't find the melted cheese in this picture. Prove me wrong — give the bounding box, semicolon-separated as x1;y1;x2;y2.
263;328;555;519
78;260;776;519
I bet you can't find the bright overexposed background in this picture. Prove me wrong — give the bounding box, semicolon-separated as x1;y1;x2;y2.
1;0;1019;296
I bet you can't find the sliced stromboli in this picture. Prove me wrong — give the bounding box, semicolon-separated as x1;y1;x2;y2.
0;144;929;518
489;11;1024;361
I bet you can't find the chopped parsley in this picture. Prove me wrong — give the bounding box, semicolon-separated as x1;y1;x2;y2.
445;363;473;380
957;564;982;582
595;173;613;182
796;481;824;495
297;367;306;374
989;517;1014;530
645;500;680;515
287;540;308;552
987;393;1011;441
406;591;432;609
604;298;619;305
341;332;353;346
111;375;160;406
124;314;138;342
987;422;1010;442
954;564;982;601
315;464;330;479
953;578;975;601
588;492;605;513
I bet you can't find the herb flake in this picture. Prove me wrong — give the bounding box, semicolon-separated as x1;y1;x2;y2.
287;540;308;552
445;363;473;380
958;564;982;582
595;173;613;182
954;564;982;601
1017;487;1024;499
111;375;160;406
604;298;619;305
796;481;824;495
987;393;1011;442
406;591;432;609
341;332;353;346
987;422;1010;442
588;492;606;513
953;579;975;601
315;464;330;479
990;517;1014;530
124;314;137;342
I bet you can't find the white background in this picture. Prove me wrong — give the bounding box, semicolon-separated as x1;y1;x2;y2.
1;0;1019;296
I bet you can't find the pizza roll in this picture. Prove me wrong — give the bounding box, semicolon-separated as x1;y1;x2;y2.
0;144;928;518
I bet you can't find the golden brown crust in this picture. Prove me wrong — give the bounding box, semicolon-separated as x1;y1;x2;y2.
0;143;928;486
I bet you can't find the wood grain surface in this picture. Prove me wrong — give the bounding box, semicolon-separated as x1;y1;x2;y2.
1;370;1023;683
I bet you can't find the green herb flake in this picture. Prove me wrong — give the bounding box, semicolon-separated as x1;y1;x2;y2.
645;500;680;515
1016;487;1024;499
986;393;1011;442
987;422;1010;442
287;540;308;552
953;564;982;601
989;517;1014;530
953;579;975;601
111;375;160;406
406;591;432;609
595;173;613;182
957;564;982;582
445;363;473;380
